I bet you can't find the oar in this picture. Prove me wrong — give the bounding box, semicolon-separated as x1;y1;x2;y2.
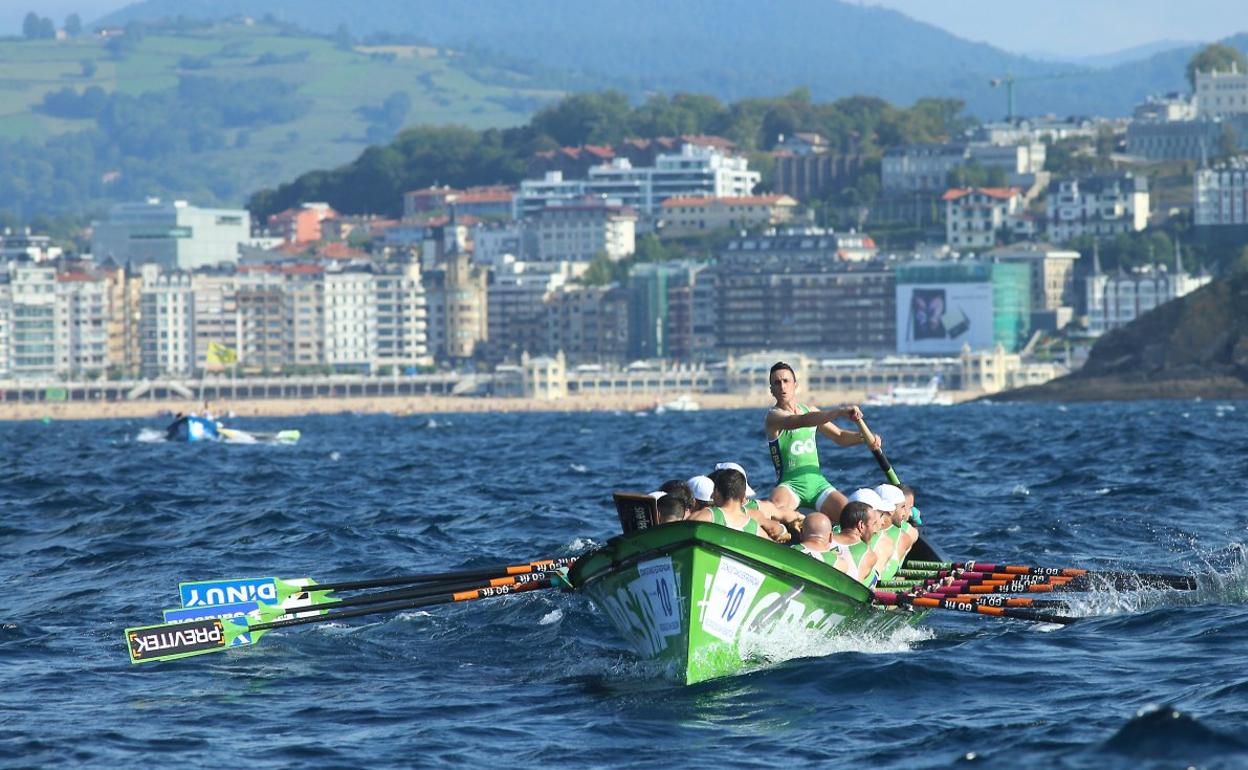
128;576;554;664
179;556;577;607
931;594;1072;610
873;590;1077;625
854;414;921;525
905;560;1197;590
174;572;554;623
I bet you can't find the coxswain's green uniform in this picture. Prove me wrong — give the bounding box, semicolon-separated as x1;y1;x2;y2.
768;404;836;510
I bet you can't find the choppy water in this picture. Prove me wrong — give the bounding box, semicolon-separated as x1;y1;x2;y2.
3;401;1248;769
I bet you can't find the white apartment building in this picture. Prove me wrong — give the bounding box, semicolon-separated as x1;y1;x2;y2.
943;187;1023;248
55;272;110;375
92;198;251;270
471;222;531;266
1085;249;1212;336
532;202;637;262
1;229;63;263
139;265;194;376
374;261;430;371
1196;67;1248;119
659;194;798;237
883;144;969;191
1046;174;1150;242
0;279;9;377
1133;92;1198;123
885;142;1046;193
8;264;58;378
323;265;379;372
514;143;759;218
1195;157;1248;226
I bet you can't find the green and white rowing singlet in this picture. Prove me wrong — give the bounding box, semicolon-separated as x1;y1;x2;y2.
768;404;835;509
710;506;760;535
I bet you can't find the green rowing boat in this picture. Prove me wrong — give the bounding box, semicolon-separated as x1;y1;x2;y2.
568;519;945;685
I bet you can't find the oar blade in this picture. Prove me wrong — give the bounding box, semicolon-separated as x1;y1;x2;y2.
178;576;314;608
126;617;256;664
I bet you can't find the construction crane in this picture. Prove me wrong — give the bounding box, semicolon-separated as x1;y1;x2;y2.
988;70;1089;122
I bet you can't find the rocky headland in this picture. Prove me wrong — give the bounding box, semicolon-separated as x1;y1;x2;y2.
996;273;1248;401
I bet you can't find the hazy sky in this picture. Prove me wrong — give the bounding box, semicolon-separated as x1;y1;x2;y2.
4;0;1248;59
864;0;1248;58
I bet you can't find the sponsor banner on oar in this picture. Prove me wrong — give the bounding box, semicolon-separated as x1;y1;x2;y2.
128;618;227;663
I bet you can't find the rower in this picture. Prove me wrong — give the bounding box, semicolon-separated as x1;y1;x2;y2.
872;484;917;581
829;502;879;584
688;468;772;540
845;488;895;586
714;461;803;537
686;476;715;514
899;483;924;528
655;494;687;524
656;479;695;518
764;361;882;519
792;512;834;562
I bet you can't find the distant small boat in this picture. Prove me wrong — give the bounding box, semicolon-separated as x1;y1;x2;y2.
165;415;300;444
865;377;953;407
655;394;701;413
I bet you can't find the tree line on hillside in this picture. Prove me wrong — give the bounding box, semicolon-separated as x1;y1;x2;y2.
248;89;970;219
0;76;311;220
21;11;82;39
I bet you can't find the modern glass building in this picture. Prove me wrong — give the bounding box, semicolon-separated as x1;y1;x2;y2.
92;199;251;270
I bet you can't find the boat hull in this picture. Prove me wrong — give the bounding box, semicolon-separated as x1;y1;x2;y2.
167;416;219;442
570;521;936;685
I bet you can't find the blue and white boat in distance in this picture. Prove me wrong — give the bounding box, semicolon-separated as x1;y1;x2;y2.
165;415;300;444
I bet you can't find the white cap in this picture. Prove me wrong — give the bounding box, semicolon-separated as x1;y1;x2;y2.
874;484;905;510
846;487;889;511
687;475;715;504
714;462;756;498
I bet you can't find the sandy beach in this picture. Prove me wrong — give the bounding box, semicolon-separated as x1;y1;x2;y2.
0;389;978;422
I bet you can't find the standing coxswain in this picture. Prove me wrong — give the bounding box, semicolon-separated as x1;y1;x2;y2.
765;361;882;518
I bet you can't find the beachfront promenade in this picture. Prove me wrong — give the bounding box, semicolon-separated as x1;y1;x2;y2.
0;357;990;419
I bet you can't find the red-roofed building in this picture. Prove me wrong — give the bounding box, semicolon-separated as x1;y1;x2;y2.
267;203;337;245
403;186;513;220
943;187;1025;248
659;194;798;236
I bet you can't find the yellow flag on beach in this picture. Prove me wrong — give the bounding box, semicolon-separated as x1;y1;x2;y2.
206;342;237;366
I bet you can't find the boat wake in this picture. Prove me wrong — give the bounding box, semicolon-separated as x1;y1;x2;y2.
135;428;167;443
736;620;934;674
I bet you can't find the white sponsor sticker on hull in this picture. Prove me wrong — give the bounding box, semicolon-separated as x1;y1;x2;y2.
631;557;681;638
701;557;765;642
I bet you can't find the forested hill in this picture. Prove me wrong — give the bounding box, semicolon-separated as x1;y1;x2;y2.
97;0;1242;118
246;91;967;220
0;20;557;221
998;274;1248;401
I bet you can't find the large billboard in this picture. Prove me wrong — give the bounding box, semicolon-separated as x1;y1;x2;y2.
896;282;994;354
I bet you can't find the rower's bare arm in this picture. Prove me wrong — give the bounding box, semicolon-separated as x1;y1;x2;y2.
766;406;841;435
758;499;801;525
759;519;787;542
858;552;879;583
687;509;714;523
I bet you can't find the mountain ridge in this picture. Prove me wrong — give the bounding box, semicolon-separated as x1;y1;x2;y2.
95;0;1236;118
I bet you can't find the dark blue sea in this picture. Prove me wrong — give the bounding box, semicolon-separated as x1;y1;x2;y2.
3;401;1248;769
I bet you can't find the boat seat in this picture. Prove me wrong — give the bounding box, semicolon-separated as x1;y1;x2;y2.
614;492;658;535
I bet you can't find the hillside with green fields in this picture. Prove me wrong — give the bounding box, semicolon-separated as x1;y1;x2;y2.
0;18;561;219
